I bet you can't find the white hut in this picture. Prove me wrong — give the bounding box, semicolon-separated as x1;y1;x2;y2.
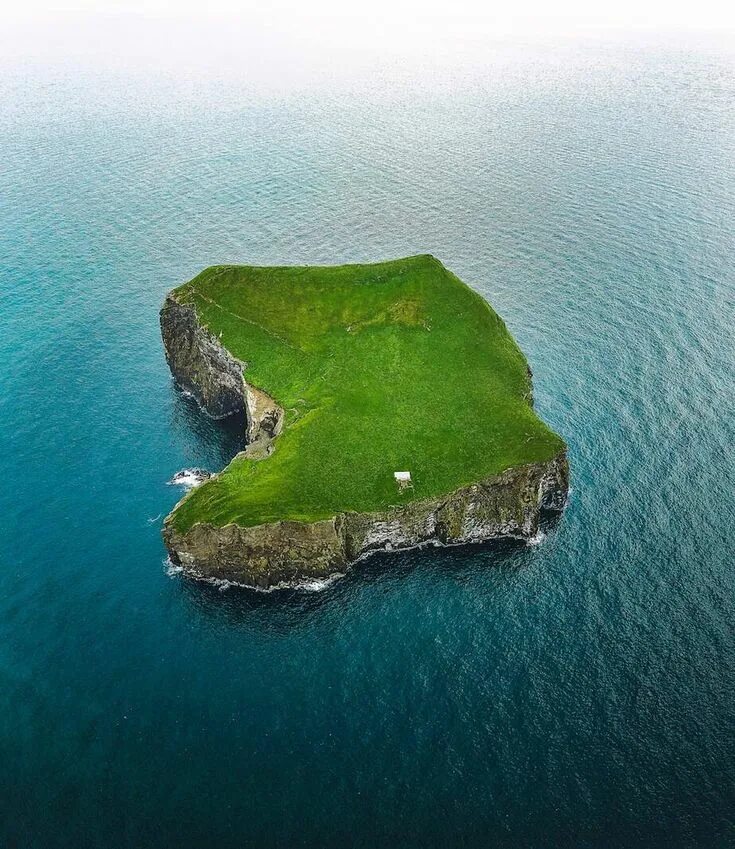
394;471;413;490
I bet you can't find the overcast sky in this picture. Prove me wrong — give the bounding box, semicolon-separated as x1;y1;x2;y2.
3;0;734;74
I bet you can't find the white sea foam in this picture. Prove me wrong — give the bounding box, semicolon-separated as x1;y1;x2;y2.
164;557;183;577
527;530;547;546
290;573;345;592
163;557;344;593
167;468;210;488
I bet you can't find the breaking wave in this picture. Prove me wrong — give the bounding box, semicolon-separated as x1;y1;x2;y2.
163;558;344;593
167;468;210;489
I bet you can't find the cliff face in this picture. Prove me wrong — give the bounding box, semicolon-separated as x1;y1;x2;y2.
160;295;283;443
163;455;568;589
160;295;246;420
160;290;569;590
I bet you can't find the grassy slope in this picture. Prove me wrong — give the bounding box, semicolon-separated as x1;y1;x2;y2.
170;255;565;532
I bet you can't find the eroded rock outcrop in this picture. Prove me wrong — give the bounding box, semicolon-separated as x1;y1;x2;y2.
160;294;284;445
161;295;246;420
163;453;568;589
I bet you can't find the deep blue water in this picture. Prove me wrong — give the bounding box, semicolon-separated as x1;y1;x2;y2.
1;45;734;848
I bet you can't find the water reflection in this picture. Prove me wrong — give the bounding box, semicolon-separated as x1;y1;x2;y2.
173;529;556;633
168;381;245;471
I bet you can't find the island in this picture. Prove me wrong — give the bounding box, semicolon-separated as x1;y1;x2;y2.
161;255;569;589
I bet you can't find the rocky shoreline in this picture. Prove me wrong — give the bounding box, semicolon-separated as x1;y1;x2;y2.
160;292;569;590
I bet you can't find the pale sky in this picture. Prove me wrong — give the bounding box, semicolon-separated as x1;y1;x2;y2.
3;0;735;72
9;0;735;33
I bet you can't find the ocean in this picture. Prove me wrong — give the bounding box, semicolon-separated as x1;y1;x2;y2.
1;42;734;848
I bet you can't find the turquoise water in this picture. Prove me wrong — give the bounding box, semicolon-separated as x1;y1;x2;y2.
1;45;734;847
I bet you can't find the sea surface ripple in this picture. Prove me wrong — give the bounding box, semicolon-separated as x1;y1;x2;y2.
1;45;734;848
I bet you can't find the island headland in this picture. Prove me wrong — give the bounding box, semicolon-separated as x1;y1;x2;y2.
161;255;568;589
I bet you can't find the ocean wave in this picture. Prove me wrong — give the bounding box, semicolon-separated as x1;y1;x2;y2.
167;468;211;489
162;558;345;593
527;530;546;547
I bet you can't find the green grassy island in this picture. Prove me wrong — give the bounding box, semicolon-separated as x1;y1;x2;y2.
161;255;568;589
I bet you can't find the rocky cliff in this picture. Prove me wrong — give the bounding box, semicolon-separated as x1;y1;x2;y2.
163;455;568;589
160;294;283;445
